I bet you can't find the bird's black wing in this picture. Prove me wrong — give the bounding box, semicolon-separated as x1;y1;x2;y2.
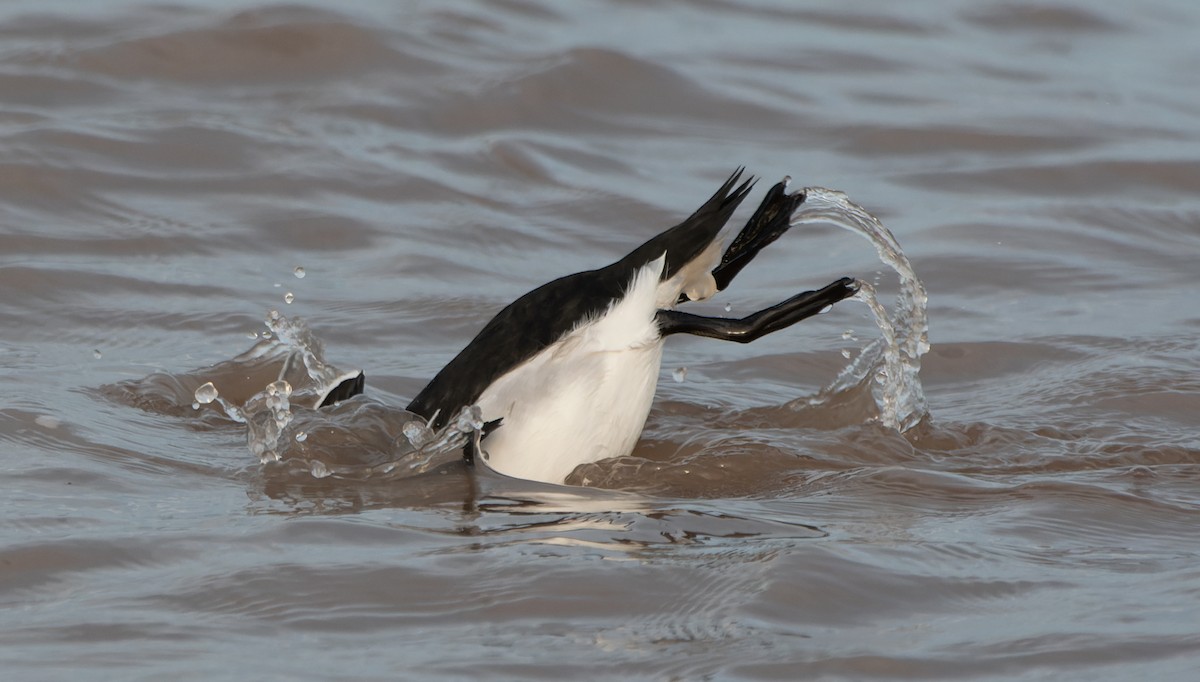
407;169;754;429
621;168;754;279
406;270;623;429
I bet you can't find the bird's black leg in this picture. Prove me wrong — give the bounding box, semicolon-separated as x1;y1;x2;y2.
658;278;857;343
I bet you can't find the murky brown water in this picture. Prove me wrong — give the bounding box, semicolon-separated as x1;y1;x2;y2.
4;1;1200;679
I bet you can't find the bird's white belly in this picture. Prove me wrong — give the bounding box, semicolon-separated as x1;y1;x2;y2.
476;338;664;484
475;254;669;484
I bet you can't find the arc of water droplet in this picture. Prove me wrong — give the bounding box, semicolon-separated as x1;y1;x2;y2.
851;281;906;429
795;187;929;360
793;187;930;431
796;189;925;348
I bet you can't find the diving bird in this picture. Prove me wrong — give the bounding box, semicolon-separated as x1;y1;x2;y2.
388;169;858;484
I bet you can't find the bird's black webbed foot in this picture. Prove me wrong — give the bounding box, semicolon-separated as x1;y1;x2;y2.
658;277;857;343
711;177;805;293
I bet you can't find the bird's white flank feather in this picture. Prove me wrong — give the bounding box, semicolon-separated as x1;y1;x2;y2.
475;254;668;483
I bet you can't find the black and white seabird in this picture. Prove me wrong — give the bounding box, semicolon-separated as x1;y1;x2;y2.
322;171;857;481
372;169;858;484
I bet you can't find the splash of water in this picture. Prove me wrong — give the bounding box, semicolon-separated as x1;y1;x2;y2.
262;309;343;389
246;379;294;464
793;187;929;431
192;381;247;424
210;311;484;477
367;405;484;477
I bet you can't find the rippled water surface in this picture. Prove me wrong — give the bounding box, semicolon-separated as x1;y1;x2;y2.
4;1;1200;679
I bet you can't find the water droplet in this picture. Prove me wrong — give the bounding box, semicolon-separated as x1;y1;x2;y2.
35;415;61;429
194;382;219;404
284;292;295;305
266;380;292;401
723;302;732;313
248;331;259;339
295;431;308;443
819;305;832;314
842;329;856;341
672;367;687;383
191;401;200;410
92;349;102;359
293;266;306;279
310;460;330;478
841;349;852;359
403;421;432;448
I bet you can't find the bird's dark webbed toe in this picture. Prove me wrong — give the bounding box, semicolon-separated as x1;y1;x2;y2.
710;177;806;294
